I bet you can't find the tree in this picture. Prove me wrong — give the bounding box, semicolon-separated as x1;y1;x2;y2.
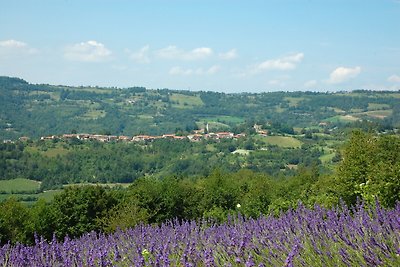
0;198;31;244
335;130;400;207
51;186;118;239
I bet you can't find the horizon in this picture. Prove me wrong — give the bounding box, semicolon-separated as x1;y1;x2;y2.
1;0;400;93
3;75;400;94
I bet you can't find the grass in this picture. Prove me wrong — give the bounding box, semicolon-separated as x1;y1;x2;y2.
37;190;63;201
26;146;70;158
256;135;302;148
200;115;244;124
330;107;346;113
324;115;359;123
367;103;390;110
325;139;344;148
206;144;217;152
319;149;336;164
356;109;393;119
82;109;106;120
0;178;41;193
170;93;203;108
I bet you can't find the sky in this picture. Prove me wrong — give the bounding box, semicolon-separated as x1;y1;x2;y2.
0;0;400;93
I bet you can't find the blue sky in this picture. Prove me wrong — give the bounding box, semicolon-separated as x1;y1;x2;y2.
1;0;399;92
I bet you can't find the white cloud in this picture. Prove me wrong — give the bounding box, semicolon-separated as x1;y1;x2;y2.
207;65;220;74
219;49;237;60
304;80;318;88
257;53;304;71
64;40;112;62
129;45;150;63
328;66;361;84
0;39;37;54
388;74;400;83
156;45;212;60
169;65;220;76
0;39;27;48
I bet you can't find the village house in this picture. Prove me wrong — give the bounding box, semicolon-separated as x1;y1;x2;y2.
162;134;176;139
173;135;187;140
216;132;234;139
187;134;203;142
132;135;156;142
257;130;269;136
118;136;131;141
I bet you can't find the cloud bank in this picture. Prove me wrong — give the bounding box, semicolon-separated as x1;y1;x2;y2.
64;41;112;62
257;53;304;71
0;39;37;55
156;46;213;61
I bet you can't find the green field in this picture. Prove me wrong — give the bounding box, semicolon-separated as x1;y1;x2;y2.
319;148;336;164
82;109;106;119
357;109;393;119
26;146;70;158
324;115;359;123
200;115;244;124
0;178;41;193
329;107;346;113
170;93;203;108
367;103;390;110
256;135;302;148
0;190;62;203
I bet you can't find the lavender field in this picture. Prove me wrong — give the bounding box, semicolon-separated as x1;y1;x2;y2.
1;202;399;267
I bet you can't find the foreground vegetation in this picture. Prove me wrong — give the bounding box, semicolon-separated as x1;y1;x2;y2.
1;203;399;266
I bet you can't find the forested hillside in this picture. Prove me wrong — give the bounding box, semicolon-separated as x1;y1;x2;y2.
1;76;399;140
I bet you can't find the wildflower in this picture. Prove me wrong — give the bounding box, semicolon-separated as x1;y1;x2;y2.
236;203;241;208
142;249;150;261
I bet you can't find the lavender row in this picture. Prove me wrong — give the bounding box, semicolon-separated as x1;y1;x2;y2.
1;202;399;266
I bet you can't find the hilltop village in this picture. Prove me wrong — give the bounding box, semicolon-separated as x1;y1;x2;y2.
39;130;249;143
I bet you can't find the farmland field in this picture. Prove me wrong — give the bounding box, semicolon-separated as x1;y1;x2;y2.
324;115;359;123
256;135;302;148
0;178;41;193
358;109;393;119
170;93;203;108
25;146;70;158
199;115;244;124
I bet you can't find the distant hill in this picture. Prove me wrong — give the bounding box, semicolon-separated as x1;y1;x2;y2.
1;76;399;139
